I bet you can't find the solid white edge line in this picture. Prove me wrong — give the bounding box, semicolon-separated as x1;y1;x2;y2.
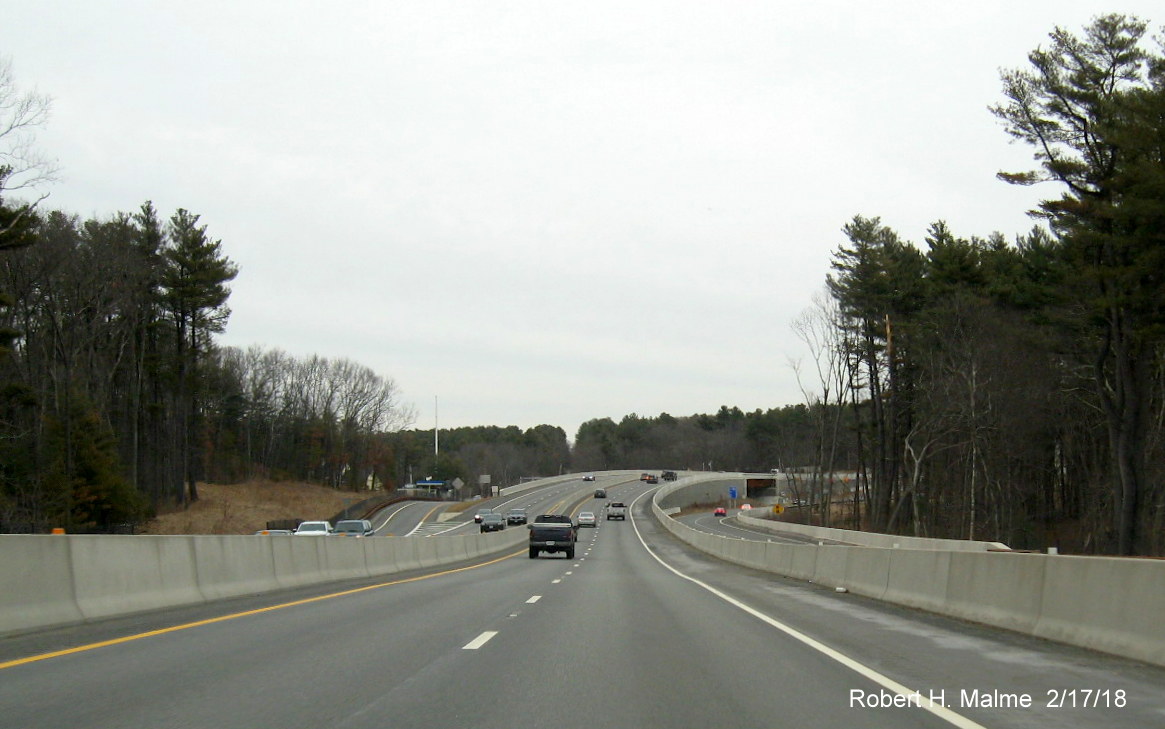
627;489;989;729
462;631;498;650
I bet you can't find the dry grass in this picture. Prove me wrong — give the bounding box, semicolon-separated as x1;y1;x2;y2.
140;481;373;535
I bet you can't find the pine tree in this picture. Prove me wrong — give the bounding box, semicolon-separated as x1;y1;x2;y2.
161;209;238;504
992;14;1165;554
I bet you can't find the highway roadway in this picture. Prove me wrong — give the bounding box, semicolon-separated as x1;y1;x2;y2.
678;507;848;544
2;477;1162;728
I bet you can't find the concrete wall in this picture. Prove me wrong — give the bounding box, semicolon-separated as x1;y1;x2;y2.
0;527;527;636
651;479;1165;668
658;473;1008;551
498;470;643;497
0;473;616;636
737;513;1010;551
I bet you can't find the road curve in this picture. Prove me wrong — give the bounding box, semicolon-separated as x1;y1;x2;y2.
1;481;1161;728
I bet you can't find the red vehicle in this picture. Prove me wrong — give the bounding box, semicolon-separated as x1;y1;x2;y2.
714;507;727;517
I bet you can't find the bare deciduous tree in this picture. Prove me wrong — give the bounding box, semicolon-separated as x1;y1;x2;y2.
0;57;57;240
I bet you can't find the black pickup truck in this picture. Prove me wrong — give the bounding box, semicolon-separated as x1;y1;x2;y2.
528;514;576;559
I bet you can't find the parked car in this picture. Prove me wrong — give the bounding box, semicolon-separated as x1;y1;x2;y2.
713;507;727;517
294;520;332;536
480;513;506;533
333;519;374;536
506;508;528;525
474;508;497;524
577;511;597;527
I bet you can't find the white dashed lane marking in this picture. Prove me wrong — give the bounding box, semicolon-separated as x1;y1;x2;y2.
463;631;498;650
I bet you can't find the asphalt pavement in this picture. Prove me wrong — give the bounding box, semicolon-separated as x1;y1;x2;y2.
1;477;1161;729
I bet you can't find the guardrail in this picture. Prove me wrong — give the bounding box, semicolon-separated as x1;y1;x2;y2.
652;473;1165;668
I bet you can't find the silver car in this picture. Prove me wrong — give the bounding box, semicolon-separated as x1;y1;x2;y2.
293;520;332;536
577;512;597;528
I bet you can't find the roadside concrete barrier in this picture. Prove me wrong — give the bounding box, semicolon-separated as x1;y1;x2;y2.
652;476;1165;668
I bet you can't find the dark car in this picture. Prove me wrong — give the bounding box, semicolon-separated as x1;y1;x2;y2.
583;474;596;482
333;519;375;536
594;489;606;498
506;508;528;525
528;514;576;559
480;513;506;532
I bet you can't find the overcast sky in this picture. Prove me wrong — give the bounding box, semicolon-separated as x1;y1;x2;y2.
4;2;1159;439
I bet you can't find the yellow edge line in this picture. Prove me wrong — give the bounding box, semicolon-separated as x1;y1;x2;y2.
1;548;524;671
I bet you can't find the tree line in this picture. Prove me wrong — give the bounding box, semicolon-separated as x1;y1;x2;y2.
817;15;1165;556
1;15;1161;556
0;202;238;531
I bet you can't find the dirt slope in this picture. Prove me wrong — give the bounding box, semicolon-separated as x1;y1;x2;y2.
140;481;369;535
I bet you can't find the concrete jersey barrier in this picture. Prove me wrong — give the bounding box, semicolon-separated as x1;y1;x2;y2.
1;473;603;636
651;477;1165;668
0;527;527;637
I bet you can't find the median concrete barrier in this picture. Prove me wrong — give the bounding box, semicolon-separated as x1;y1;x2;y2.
0;516;531;637
71;535;202;621
391;537;422;572
0;535;83;632
192;536;281;601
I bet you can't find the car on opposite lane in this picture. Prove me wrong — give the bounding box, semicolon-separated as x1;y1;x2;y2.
294;520;332;536
480;513;506;532
333;519;374;536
